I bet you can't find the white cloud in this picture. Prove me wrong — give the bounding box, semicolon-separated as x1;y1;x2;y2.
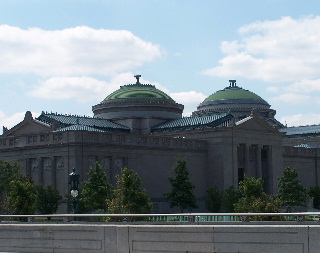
270;93;310;104
281;113;320;127
28;76;113;102
285;79;320;93
28;72;141;102
0;25;162;76
266;86;280;93
202;16;320;83
170;91;206;116
267;79;320;108
27;72;206;116
220;40;243;55
0;111;40;130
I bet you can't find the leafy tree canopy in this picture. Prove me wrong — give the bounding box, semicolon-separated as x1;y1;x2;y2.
308;185;320;209
0;161;24;210
221;185;240;213
205;186;222;212
164;159;198;212
0;161;36;215
0;161;63;216
205;185;240;213
278;167;308;208
80;162;113;212
235;175;281;220
0;161;24;189
238;175;264;199
35;184;62;214
108;167;152;216
6;177;36;215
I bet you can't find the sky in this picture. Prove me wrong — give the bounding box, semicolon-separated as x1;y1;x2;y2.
0;0;320;129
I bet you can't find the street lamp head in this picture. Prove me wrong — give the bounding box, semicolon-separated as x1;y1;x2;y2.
68;167;80;191
71;189;79;198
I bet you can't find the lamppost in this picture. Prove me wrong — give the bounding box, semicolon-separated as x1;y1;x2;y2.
68;167;80;214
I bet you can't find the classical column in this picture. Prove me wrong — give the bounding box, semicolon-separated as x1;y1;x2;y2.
233;143;238;187
256;145;262;178
266;145;273;193
51;157;57;188
245;144;250;177
38;158;44;185
26;158;32;177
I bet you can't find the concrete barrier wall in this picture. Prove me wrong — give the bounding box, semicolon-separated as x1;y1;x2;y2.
0;223;319;253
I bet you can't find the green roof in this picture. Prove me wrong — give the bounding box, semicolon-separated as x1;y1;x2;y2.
55;125;106;132
36;112;130;133
203;86;266;103
151;113;234;133
103;83;172;101
279;125;320;136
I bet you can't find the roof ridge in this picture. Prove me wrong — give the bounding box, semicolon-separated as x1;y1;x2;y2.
39;111;107;121
184;112;228;119
121;83;154;88
285;124;320;129
54;124;106;133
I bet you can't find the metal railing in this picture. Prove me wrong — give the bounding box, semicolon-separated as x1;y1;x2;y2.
0;212;320;223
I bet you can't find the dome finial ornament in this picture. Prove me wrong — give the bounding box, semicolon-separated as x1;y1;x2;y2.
134;75;141;84
229;80;236;87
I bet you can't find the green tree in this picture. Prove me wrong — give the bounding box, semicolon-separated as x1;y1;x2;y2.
35;185;62;214
108;167;152;216
80;162;113;212
205;186;222;212
235;175;281;220
0;161;25;213
308;185;320;209
164;159;198;212
221;185;240;212
278;167;308;208
6;177;36;215
238;175;264;199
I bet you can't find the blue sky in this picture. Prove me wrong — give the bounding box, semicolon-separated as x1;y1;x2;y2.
0;0;320;129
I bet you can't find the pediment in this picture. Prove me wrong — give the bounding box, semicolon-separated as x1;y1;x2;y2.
3;111;51;137
235;116;279;134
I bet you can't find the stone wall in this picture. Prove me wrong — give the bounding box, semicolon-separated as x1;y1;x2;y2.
283;146;320;187
0;131;208;213
0;223;319;253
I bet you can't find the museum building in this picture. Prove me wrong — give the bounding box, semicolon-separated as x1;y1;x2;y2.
0;76;319;213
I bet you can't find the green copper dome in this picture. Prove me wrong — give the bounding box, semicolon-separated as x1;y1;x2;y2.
104;84;172;101
204;87;265;102
93;75;183;123
103;75;172;101
201;80;269;106
194;80;274;119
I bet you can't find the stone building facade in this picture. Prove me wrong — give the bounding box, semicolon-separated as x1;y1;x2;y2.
0;76;319;213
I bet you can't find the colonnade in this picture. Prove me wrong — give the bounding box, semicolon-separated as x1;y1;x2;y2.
234;144;273;192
